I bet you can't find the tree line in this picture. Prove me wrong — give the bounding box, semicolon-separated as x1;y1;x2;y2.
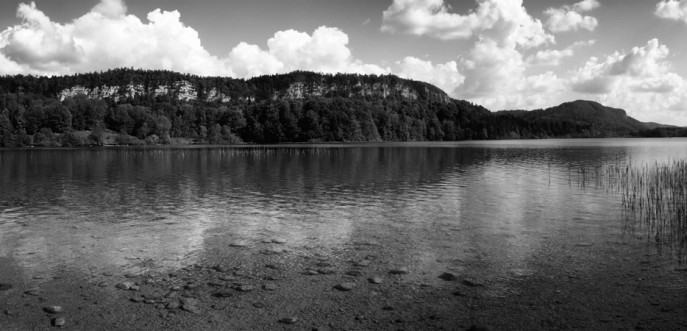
0;69;675;147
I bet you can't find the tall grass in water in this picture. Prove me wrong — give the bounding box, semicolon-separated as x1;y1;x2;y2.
575;159;687;260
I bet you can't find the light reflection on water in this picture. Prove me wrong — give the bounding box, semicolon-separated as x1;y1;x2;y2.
1;138;687;285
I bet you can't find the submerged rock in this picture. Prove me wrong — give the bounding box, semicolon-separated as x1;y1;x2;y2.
439;272;458;281
334;283;356;291
368;277;383;284
43;306;63;314
52;317;66;327
389;267;409;275
263;284;278;291
115;282;135;290
0;283;12;291
279;317;298;324
461;279;484;287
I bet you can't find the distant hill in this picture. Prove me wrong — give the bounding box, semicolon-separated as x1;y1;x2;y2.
0;69;682;147
496;100;652;138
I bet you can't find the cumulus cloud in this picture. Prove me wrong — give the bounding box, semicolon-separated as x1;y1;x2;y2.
0;0;387;77
396;57;464;94
381;0;553;48
544;0;600;33
655;0;687;22
527;39;595;66
571;39;687;123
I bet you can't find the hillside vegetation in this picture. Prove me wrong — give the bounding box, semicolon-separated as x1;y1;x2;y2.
0;69;680;147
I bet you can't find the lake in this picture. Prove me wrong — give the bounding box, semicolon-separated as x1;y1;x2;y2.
2;138;687;286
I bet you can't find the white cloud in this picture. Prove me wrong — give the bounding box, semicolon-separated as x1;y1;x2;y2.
571;39;687;123
381;0;553;48
0;0;387;77
396;57;464;94
527;39;595;66
655;0;687;22
544;0;600;33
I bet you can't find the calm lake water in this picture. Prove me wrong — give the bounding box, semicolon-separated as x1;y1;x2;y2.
1;138;687;286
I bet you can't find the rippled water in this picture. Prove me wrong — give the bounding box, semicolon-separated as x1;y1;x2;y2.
1;138;687;286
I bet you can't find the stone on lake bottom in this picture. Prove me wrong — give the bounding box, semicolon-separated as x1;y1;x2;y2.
235;285;255;292
439;272;458;281
279;317;298;324
334;283;355;291
318;268;336;275
271;238;287;244
166;302;180;309
115;282;135;290
0;283;12;291
263;283;278;291
389;267;409;275
304;270;319;275
43;306;63;314
52;317;66;327
346;270;363;277
461;279;484;287
368;277;383;284
130;297;143;303
213;290;233;298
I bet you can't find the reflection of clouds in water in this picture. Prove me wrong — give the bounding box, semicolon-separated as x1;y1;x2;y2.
1;140;686;284
0;208;207;278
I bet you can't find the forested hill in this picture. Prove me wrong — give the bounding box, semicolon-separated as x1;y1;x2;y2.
0;69;680;147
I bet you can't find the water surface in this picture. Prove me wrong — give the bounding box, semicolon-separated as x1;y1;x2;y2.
2;138;687;286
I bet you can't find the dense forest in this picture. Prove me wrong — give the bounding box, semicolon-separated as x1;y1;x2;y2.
0;69;680;147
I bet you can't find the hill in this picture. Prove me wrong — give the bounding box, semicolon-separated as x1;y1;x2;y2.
0;69;678;146
495;100;651;138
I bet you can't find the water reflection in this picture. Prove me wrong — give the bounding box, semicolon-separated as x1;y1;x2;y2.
1;139;686;284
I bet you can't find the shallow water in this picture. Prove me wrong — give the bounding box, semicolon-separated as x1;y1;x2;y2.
1;138;687;287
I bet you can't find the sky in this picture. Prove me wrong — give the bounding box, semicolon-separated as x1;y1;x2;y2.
1;0;687;125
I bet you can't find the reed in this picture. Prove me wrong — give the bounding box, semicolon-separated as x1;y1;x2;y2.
572;159;687;259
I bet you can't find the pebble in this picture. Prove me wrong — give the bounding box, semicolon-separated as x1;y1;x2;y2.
304;270;320;276
334;283;355;291
345;270;363;277
24;289;41;296
315;262;333;268
170;285;182;291
102;272;114;276
389;267;409;275
98;281;109;287
461;279;484;287
208;281;225;287
263;284;278;291
156;304;166;309
213;290;233;298
0;283;12;291
439;272;458;281
124;273;137;278
265;264;279;270
130;297;143;303
354;260;371;267
218;275;235;281
212;265;230;273
166;302;180;309
279;317;298;324
115;282;135;290
235;285;255;292
43;306;63;314
318;268;336;275
144;299;156;304
368;277;383;284
367;277;382;284
229;242;249;248
271;238;287;244
253;302;266;308
52;317;66;327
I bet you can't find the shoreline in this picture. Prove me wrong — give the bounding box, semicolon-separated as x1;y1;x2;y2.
2;233;687;330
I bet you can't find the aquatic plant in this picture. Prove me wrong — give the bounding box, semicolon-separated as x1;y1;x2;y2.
572;159;687;260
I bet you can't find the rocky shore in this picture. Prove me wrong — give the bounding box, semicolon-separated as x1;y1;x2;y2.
2;237;687;330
